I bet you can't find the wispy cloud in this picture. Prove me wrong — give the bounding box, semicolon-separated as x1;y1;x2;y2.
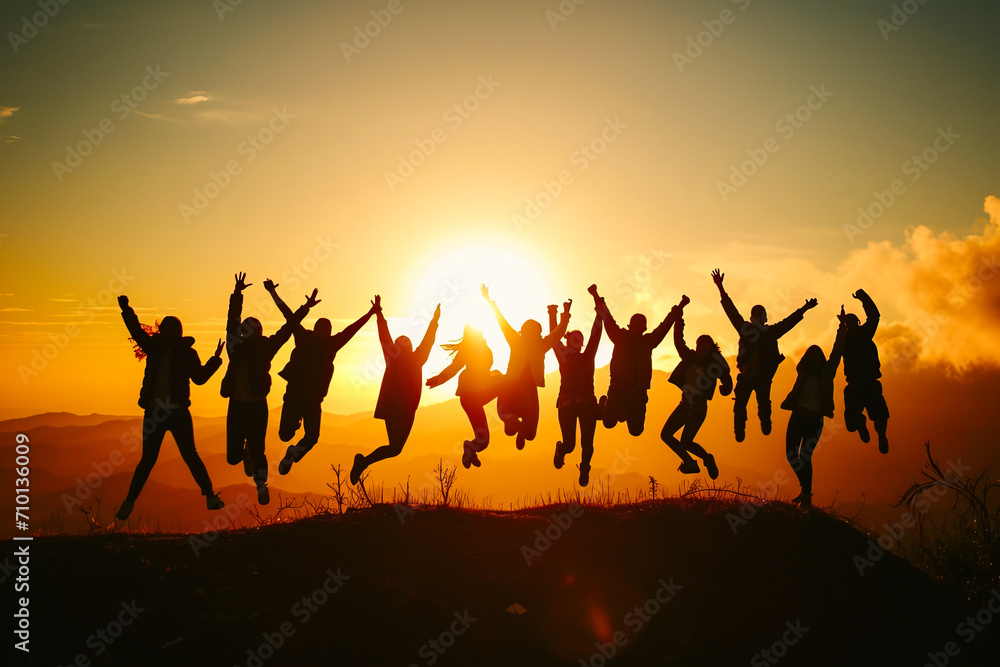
0;307;32;312
175;92;212;105
0;107;18;123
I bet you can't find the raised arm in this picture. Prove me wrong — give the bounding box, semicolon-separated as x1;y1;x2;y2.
263;277;294;321
854;289;879;337
712;269;748;333
590;285;623;344
191;340;224;385
118;295;150;351
226;272;253;347
426;349;464;388
332;296;379;350
414;304;441;365
481;284;518;345
270;288;319;353
648;295;689;348
543;300;571;350
771;298;817;339
583;310;603;359
826;319;848;380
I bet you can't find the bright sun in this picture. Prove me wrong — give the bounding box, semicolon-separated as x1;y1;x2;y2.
410;243;559;372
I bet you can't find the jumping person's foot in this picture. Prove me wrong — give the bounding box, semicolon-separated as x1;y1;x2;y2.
516;434;526;451
703;454;719;480
678;460;701;474
206;493;225;511
798;493;812;508
554;442;566;469
471;451;482;467
461;441;474;469
579;463;591;487
278;456;293;476
735;424;746;443
761;418;772;436
858;422;871;443
350;453;366;484
257;483;270;506
878;432;889;454
116;498;135;521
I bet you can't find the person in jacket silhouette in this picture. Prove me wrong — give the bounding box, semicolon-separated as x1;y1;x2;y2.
222;273;318;504
662;300;733;479
780;316;847;506
115;295;225;521
711;269;817;442
276;295;379;474
841;289;890;453
426;324;503;468
549;290;602;487
351;301;441;484
482;284;570;450
592;285;685;436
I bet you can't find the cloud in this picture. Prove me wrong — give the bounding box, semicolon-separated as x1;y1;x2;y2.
175;93;212;105
0;308;32;312
0;107;18;123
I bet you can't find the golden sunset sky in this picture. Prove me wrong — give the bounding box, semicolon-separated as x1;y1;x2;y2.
2;0;998;427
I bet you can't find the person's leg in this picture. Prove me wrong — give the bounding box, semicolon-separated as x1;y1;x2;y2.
245;400;269;490
798;414;823;499
365;413;415;466
625;390;647;436
554;403;576;469
757;375;774;435
462;395;491;452
733;374;752;441
679;401;709;459
843;383;869;442
520;387;540;442
660;402;691;463
226;399;247;467
169;409;215;497
866;380;890;453
785;411;807;493
496;383;519;436
603;385;625;429
123;410;168;502
278;389;304;443
579;401;597;470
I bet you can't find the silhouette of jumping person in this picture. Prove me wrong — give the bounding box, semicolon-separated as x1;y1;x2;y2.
711;269;817;441
426;324;503;468
549;291;602;487
350;301;441;484
841;289;890;453
662;299;733;479
592;285;685;436
276;295;379;475
115;295;225;521
780;316;847;507
482;284;570;450
222;273;318;505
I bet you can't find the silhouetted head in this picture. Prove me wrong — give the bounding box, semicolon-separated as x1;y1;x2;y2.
844;313;861;330
158;316;182;339
798;345;827;376
240;317;263;340
394;335;413;354
695;335;720;355
565;330;584;353
519;319;542;338
750;305;767;326
442;324;484;356
314;318;332;337
628;314;647;334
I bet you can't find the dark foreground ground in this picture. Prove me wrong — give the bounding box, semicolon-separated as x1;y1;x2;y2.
6;499;999;667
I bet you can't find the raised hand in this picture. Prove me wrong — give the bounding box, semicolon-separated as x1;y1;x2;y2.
838;305;846;323
263;279;278;292
234;272;252;293
679;294;691;308
305;289;321;308
853;289;868;300
711;269;724;287
563;298;573;313
480;284;491;301
803;298;818;310
587;284;599;297
371;294;382;313
426;376;442;388
432;303;441;320
215;339;224;358
118;295;129;308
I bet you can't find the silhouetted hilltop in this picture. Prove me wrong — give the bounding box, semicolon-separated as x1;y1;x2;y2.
14;500;998;666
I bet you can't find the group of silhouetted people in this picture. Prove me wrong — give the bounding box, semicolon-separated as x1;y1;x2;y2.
114;269;889;520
